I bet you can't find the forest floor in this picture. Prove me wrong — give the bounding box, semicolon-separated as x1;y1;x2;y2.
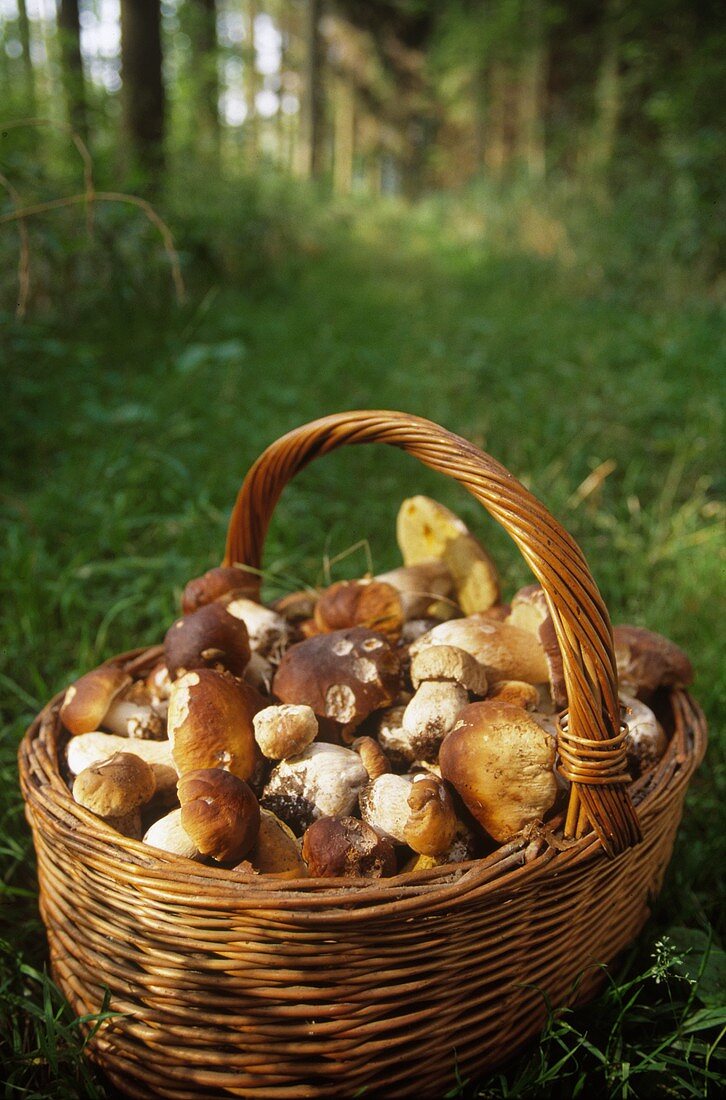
1;182;724;1096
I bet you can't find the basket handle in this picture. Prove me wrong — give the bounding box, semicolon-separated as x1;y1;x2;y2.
223;410;641;857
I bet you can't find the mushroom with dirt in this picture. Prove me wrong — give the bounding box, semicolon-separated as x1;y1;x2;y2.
401;644;488;762
72;751;157;837
439;700;559;842
260;742;369;834
301;815;397;878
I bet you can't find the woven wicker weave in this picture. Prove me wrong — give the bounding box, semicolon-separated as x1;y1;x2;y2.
19;411;706;1099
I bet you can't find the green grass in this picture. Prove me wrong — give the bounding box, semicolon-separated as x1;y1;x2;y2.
1;176;724;1096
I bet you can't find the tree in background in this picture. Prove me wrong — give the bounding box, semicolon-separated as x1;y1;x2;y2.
57;0;88;142
120;0;166;181
297;0;325;178
183;0;220;157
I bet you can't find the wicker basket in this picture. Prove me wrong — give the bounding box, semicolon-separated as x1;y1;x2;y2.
19;411;706;1099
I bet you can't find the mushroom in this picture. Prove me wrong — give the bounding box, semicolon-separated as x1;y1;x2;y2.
374;704;415;768
400;645;487;763
253;704;318;760
243;650;274;694
272;590;318;625
272;627;401;741
614;625;693;701
486;680;541;710
178;768;260;864
301;816;397;878
439;700;558;842
313;580;404;641
403;774;458;855
65;732;178;796
374;561;454;621
181;565;257;614
164;602;251;680
396;495;500;614
72;752;157;837
167;669;261;780
401;822;480;871
234;809;307;878
60;666;131;736
351;736;392;780
506;585;566;709
101;695;167;740
143;807;201;859
260;743;369;834
359;772;458;855
621;694;668;776
410;616;550;687
224;598;289;659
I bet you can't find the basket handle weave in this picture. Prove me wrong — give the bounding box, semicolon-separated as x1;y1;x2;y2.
223;410;641;857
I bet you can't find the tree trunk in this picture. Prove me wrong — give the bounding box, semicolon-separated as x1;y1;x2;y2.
244;0;260;163
297;0;324;179
120;0;165;180
472;64;487;180
187;0;219;156
16;0;37;113
332;78;355;194
57;0;88;141
518;0;547;179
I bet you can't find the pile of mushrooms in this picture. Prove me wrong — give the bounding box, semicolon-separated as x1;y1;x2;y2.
60;494;692;879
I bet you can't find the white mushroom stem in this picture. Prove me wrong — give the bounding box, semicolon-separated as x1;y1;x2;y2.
401;681;468;760
244;651;274;694
359;773;413;844
102;699;167;739
143;808;201;859
375;562;453;620
261;743;368;831
66;732;178;795
225;598;289;658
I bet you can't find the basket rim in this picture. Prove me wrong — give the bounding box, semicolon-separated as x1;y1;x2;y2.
18;645;707;916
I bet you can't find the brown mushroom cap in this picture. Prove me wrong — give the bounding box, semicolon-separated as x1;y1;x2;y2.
403;775;458;856
486;680;541;709
411;616;550;686
164;602;251;680
614;625;693;700
60;666;131;736
181;566;257;615
621;694;668;776
66;732;177;795
302;816;397;878
178;768;260;863
167;669;261;780
72;752;157;818
439;700;558;842
313;580;404;641
396;495;500;614
272;627;401;740
272;590;319;624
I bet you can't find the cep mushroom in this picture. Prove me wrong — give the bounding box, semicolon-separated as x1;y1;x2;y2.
374;561;454;621
72;751;157;837
396;495;500;614
235;809;307;878
359;773;458;855
178;768;260;863
272;627;401;741
506;585;566;709
302;816;397;878
614;625;693;701
401;645;488;762
261;743;369;834
621;694;668;776
181;565;257;614
439;700;558;842
253;704;319;760
313;580;404;641
60;666;131;735
143;808;201;859
410;616;550;688
167;669;261;780
164;602;251;679
224;598;289;659
66;732;178;797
